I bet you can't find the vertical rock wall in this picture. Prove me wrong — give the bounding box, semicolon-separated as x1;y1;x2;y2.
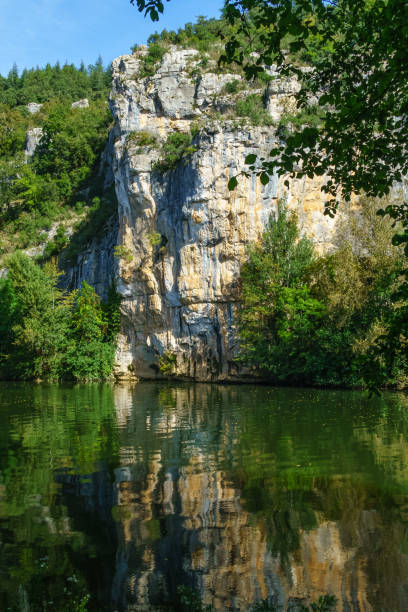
104;48;339;381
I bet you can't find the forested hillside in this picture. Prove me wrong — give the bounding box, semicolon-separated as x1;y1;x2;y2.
0;59;121;382
0;59;114;261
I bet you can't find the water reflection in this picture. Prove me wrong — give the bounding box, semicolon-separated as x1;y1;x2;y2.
0;383;408;610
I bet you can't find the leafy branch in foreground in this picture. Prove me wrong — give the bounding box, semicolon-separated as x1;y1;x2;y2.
223;0;408;217
130;0;170;22
131;0;408;218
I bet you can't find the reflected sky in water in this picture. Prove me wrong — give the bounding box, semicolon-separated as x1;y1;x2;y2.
0;382;408;611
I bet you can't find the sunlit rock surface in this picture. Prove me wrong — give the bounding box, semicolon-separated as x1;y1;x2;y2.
25;127;43;158
26;102;43;114
71;98;89;109
93;47;343;382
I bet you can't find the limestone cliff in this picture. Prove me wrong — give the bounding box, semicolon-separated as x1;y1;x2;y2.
75;47;341;381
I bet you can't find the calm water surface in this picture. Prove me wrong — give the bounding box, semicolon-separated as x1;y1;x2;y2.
0;382;408;611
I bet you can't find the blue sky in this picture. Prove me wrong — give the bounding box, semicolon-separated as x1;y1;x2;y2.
0;0;224;76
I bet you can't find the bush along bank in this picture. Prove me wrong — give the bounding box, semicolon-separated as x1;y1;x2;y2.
238;199;407;389
0;252;120;382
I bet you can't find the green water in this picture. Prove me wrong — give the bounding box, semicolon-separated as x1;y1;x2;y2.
1;383;408;611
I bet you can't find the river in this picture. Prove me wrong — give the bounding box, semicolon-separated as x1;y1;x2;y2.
0;382;407;611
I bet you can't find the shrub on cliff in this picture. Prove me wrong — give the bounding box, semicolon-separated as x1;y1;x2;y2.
153;131;197;173
236;93;274;127
138;43;167;77
139;16;224;54
126;130;158;149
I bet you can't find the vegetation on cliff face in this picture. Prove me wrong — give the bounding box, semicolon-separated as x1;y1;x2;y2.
153;131;197;173
0;253;120;381
132;16;229;58
238;200;407;388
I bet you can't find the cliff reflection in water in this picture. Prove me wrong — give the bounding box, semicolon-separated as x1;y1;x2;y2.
110;384;408;611
1;383;408;611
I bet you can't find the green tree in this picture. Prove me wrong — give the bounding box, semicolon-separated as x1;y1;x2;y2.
238;203;325;382
238;198;407;387
89;55;107;93
0;59;110;106
3;252;71;379
65;281;116;381
103;282;122;343
0;104;28;158
0;257;120;382
13;164;58;211
0;278;17;371
34;101;111;199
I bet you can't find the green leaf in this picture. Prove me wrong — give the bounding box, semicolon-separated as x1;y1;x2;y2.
228;176;238;191
245;154;257;165
260;172;269;186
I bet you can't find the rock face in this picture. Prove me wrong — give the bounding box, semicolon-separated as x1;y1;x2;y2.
62;214;118;301
25;127;43;158
61;132;118;301
26;102;43;114
71;98;89;109
102;47;339;382
70;47;340;381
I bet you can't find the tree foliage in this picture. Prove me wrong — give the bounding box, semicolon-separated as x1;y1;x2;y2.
0;58;113;259
238;203;325;383
33;102;111;197
0;99;112;256
0;58;111;107
0;253;120;381
130;0;170;22
238;200;407;388
64;281;116;381
221;0;408;217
